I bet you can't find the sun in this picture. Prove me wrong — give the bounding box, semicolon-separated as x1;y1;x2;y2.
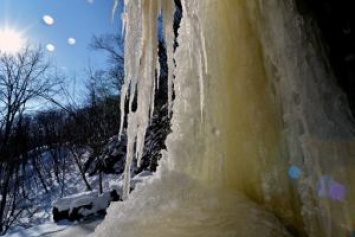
0;28;24;54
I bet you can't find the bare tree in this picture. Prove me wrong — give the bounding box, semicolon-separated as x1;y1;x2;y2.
67;146;92;191
86;69;110;194
80;65;122;194
0;45;62;142
0;45;62;234
90;34;124;91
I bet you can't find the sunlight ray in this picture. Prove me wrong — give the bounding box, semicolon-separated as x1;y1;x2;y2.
0;27;25;54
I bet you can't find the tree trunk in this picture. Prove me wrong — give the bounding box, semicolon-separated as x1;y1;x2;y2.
0;165;12;235
69;148;92;191
31;156;49;193
99;167;103;194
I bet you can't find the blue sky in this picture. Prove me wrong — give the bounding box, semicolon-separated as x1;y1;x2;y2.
0;0;122;103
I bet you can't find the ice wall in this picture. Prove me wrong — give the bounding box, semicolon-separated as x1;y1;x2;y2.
96;0;355;236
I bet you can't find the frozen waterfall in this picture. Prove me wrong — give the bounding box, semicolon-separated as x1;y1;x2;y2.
96;0;355;236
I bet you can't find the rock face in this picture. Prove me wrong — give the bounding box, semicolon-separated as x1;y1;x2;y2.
52;208;70;222
52;191;116;222
109;189;121;202
53;204;95;222
296;0;355;114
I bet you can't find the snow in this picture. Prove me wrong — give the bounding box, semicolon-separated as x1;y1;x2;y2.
5;170;154;237
4;165;152;236
94;193;111;211
3;138;130;234
110;170;153;190
3;219;103;237
3;223;66;237
49;219;102;237
4;170;153;236
52;191;99;212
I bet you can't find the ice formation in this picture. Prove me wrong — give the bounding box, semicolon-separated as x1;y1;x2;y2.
118;0;160;200
118;0;209;201
96;0;355;236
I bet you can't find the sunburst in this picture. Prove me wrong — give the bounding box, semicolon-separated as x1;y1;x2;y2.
0;28;25;54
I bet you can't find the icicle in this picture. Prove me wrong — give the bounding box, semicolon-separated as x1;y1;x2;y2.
111;0;119;22
118;0;143;139
118;0;211;200
121;114;136;201
180;0;208;119
119;0;210;200
97;0;355;235
150;69;156;120
119;0;143;200
120;0;161;200
162;0;176;117
121;12;127;36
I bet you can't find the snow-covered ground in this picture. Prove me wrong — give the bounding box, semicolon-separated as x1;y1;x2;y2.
0;130;160;237
4;171;155;237
0;145;119;236
14;156;120;227
3;151;154;237
4;217;103;237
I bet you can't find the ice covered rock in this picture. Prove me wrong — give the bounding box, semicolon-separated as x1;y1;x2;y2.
52;191;112;222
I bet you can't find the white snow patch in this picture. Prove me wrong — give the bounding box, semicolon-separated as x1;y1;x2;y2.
52;191;111;217
52;191;99;212
3;223;65;237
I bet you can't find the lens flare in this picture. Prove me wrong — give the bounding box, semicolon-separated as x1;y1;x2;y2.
288;165;302;180
42;15;55;26
67;37;76;45
329;182;346;201
46;43;55;52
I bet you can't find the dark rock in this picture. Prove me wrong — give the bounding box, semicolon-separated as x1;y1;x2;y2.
53;203;95;222
110;189;121;201
69;203;93;221
52;207;70;222
296;0;355;115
